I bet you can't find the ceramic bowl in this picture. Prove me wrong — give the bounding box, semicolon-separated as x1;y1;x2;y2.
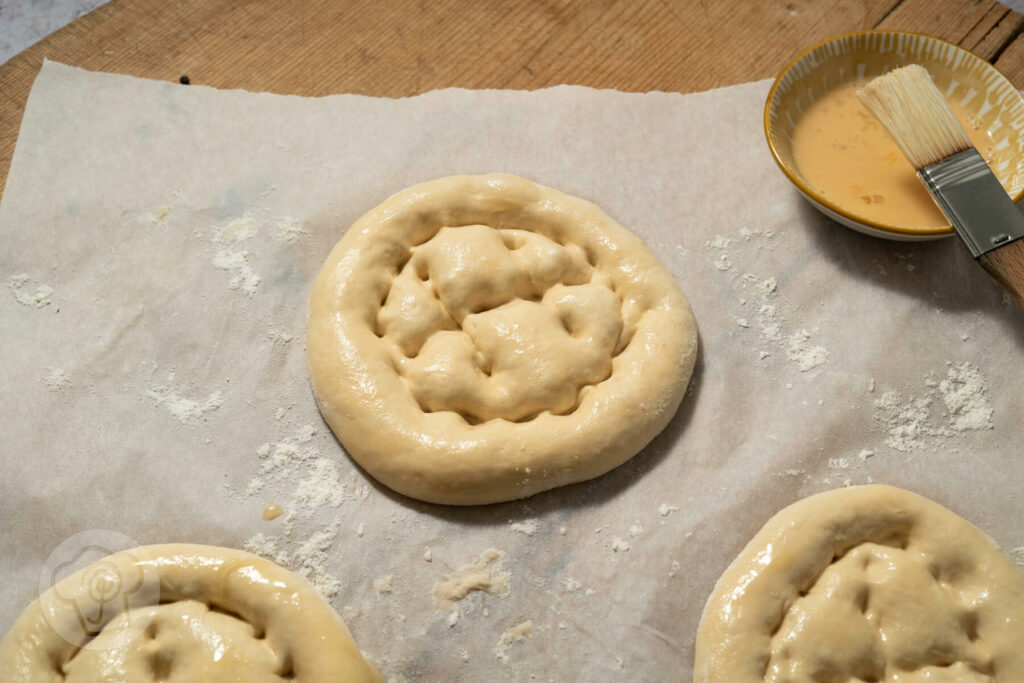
765;30;1024;241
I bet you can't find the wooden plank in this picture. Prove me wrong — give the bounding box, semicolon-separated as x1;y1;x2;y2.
875;0;1004;45
2;0;1021;204
995;32;1024;87
972;10;1024;65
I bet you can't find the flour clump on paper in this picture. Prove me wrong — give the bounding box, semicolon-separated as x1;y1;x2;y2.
432;548;511;611
872;362;993;453
7;274;53;308
307;174;697;504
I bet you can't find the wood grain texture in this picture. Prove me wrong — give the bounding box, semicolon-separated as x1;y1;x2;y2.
1;0;1022;204
979;238;1024;311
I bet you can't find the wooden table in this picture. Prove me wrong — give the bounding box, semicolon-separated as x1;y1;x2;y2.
1;0;1022;205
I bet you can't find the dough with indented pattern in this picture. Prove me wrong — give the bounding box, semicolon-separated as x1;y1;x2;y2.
695;485;1024;682
0;544;381;682
307;174;697;505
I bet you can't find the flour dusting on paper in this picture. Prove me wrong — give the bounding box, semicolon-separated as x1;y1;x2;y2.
43;367;71;391
245;524;343;599
212;249;261;295
145;377;223;424
494;620;533;663
873;362;993;453
509;519;539;536
706;228;830;372
7;274;54;308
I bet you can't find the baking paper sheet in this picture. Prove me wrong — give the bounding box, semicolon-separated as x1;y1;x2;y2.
2;60;1023;680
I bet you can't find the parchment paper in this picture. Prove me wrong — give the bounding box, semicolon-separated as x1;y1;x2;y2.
2;60;1023;681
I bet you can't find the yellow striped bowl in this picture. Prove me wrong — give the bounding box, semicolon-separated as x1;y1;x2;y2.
765;30;1024;241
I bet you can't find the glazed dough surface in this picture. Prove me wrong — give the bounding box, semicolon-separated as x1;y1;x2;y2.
694;485;1024;682
307;174;697;504
0;544;381;683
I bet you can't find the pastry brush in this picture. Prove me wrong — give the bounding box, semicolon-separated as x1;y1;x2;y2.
857;64;1024;310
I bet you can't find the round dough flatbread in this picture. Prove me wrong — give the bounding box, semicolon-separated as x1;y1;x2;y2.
694;485;1024;682
307;174;697;505
0;544;381;682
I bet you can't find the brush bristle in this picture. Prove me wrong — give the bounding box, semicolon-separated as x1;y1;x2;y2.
857;64;973;170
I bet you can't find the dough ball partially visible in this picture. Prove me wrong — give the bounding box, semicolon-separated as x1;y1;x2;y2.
694;485;1024;682
0;544;382;682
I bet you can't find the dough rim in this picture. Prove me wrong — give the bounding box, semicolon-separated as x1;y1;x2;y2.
307;173;698;505
0;543;382;683
693;484;1024;682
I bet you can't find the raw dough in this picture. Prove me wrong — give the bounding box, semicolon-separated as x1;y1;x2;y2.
694;485;1024;682
0;544;381;682
307;174;697;505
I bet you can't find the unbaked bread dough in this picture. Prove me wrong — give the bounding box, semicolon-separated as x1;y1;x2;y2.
694;485;1024;682
0;544;381;682
308;174;697;505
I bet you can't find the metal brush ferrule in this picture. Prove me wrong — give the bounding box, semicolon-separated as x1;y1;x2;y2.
918;149;1024;258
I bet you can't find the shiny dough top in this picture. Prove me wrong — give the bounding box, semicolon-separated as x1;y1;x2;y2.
0;544;381;683
307;174;697;505
694;485;1024;682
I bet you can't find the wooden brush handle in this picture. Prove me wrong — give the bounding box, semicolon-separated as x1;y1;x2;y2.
978;238;1024;312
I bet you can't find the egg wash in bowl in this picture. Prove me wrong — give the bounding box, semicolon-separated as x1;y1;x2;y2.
766;31;1024;240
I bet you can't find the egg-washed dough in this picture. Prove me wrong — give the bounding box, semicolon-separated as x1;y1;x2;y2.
694;485;1024;682
0;544;382;682
307;173;697;505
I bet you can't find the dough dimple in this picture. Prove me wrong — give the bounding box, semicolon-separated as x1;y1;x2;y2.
308;174;698;504
694;485;1024;682
0;544;382;683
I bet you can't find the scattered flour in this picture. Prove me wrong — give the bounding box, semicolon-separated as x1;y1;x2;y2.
373;575;394;594
286;525;342;598
611;538;630;553
213;249;261;296
739;227;776;241
858;449;875;461
494;620;533;663
1010;547;1024;568
7;274;54;308
708;228;832;372
145;378;222;424
562;577;582;593
628;522;643;537
509;519;539;536
786;330;829;372
241;422;366;601
244;524;343;599
213;216;260;244
658;503;680;517
705;235;733;272
873;362;993;453
939;362;994;431
291;458;345;514
274;217;309;242
267;329;294;345
432;549;511;611
44;367;71;391
669;560;680;578
423;548;432;562
210;216;262;295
